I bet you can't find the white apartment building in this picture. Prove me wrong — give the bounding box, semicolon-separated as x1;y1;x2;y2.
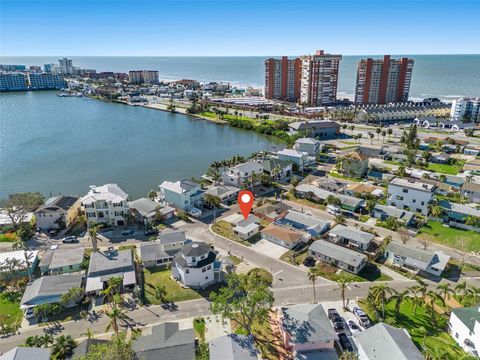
450;97;480;123
81;184;129;226
276;149;309;171
449;306;480;357
221;161;264;188
387;178;435;216
159;180;204;210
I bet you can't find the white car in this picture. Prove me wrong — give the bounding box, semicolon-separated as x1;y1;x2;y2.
347;320;361;334
24;307;35;319
187;207;202;218
326;205;341;215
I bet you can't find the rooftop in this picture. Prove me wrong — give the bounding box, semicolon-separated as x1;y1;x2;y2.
385;242;434;269
451;306;480;331
309;240;367;266
289;120;340;131
277;148;308;158
389;178;436;192
81;183;128;205
40;248;85;270
37;195;79;211
439;201;480;217
160;179;201;194
261;224;306;244
129;198;160;217
209;334;259;360
329;225;374;245
373;204;415;223
0;250;38;270
261;159;293;173
344;151;369;161
88;249;134;277
295;137;320;145
279;210;330;232
157;229;187;245
230;161;263;174
0;347;51;360
139;242;171;263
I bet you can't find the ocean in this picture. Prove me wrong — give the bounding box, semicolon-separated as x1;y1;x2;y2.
1;55;480;99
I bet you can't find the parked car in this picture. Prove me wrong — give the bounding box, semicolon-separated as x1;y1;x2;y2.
326;205;341;216
48;229;58;237
303;256;316;267
144;228;158;236
338;333;354;352
353;307;371;328
327;308;345;331
187;207;202;218
62;236;79;243
347;320;361;334
24;307;35;319
121;229;135;236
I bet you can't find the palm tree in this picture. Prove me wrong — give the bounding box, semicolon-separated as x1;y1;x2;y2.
148;190;157;201
389;289;410;317
334;214;346;225
387;128;393;140
430;205;445;219
53;334;76;359
25;335;43;347
467;286;480;304
336;278;351;310
60;286;84;307
154;284;167;303
376;127;381;140
105;305;132;336
381;130;387;143
425;290;445;326
436;283;454;302
100;276;123;305
370;284;392;320
39;333;54;347
308;268;318;303
410;295;424;315
12;237;26;250
368;132;374;144
88;223;102;252
455;280;468;299
210;161;223;174
81;327;94;340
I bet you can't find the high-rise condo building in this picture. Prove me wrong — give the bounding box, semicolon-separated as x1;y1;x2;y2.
128;70;159;85
58;58;74;75
264;57;302;101
354;56;414;105
0;73;28;91
299;50;342;106
451;97;480;123
28;73;66;90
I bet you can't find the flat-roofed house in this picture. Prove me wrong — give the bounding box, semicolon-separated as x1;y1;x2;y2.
85;249;136;295
39;248;85;275
342;183;384;198
35;195;81;230
328;225;374;251
385;242;450;277
353;323;423;360
277;149;309;172
387;178;435;216
261;224;310;249
308;240;367;274
276;210;330;236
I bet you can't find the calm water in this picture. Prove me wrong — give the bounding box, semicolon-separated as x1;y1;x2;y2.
0;91;280;199
2;55;480;99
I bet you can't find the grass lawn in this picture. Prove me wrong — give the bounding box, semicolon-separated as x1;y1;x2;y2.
418;220;480;252
315;262;392;282
228;255;243;265
0;292;23;330
211;220;260;246
329;171;362;182
143;267;201;304
426;161;465;175
285;193;326;210
0;232;17;242
193;317;206;342
280;249;308;266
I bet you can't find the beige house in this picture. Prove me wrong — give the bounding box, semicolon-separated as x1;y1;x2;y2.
35;195;81;230
338;151;369;178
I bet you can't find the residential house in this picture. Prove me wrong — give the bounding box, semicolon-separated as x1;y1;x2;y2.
464;146;480;157
221;161;264;188
464;159;480;174
205;185;239;205
0;250;39;278
338;151;369;178
315;178;345;193
69;339;110;359
209;334;261;360
261;159;293;180
276;210;330;236
293;138;322;156
81;184;129;226
353;323;423;360
129;198;174;223
277;149;309;172
357;144;402;160
461;182;480;203
0;210;33;230
287;120;340;138
419;178;456;196
449;306;480;357
294;185;365;212
253;202;290;223
39;248;85;275
0;347;51;360
384;242;450;277
172;242;218;288
387;178;435;216
85;249;136;295
261;223;310;249
431;152;451;164
233;215;260;240
35;195;81;230
439;201;480;230
159;180;204;210
133;322;195;360
371;204;415;227
308;240;367;274
20;273;84;310
328;225;375;251
277;304;338;356
139;230;187;268
341;183;384;198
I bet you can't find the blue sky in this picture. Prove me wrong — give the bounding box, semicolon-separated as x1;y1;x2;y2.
1;0;479;56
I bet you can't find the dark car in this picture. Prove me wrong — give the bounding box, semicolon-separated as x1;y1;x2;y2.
144;228;158;236
338;333;354;352
121;229;135;236
303;256;316;267
327;309;345;331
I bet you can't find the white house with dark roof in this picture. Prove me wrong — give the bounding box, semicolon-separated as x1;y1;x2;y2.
35;195;81;230
276;210;330;237
221;161;264;188
139;230;188;268
159;180;203;210
172;242;218;288
449;306;480;357
81;184;129;226
205;185;239;204
387;178;435;216
328;225;374;251
309;240;367;274
353;323;423;360
385;242;450;277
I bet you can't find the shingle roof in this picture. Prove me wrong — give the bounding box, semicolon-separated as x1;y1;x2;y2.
261;224;306;244
209;334;259;360
231;161;263;174
373;204;414;223
353;323;424;360
309;240;366;267
462;181;480;192
329;225;374;245
279;210;330;233
289;120;340;131
439;201;480;217
129;198;160;217
68;339;109;359
261;159;292;172
254;202;290;217
451;306;480;331
385;242;434;265
88;249;134;277
157;229;187;245
295;137;320;145
205;185;239;198
139;242;170;262
40;248;85;270
133;322;195;360
180;242;210;257
38;195;79;211
0;347;51;360
281;304;338;344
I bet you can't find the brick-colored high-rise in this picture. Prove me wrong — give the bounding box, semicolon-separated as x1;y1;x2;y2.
354;55;414;105
264;56;302;101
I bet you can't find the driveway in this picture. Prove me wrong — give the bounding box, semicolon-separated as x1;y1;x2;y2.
251;239;289;260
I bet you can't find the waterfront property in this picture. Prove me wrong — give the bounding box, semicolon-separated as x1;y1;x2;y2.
261;159;292;180
205;185;239;205
287;120;340;138
276;209;330;237
387;178;435;216
159;180;203;210
81;184;129;226
35;195;81;230
260;223;310;249
384;242;450;277
129;197;174;223
293;137;323;156
221;161;264;188
448;306;480;357
276;149;309;172
38;248;85;275
308;240;367;274
327;225;375;251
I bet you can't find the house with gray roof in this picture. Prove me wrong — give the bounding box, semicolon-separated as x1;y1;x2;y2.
39;248;85;275
461;181;480;203
385;242;450;277
68;339;109;359
233;215;260;240
221;161;264;188
85;249;136;294
129;197;174;223
35;194;81;230
261;159;293;180
133;322;195;360
288;120;340;138
449;306;480;357
353;323;423;360
295;185;365;212
276;210;330;236
253;202;290;223
139;230;188;268
328;225;374;251
0;347;51;360
209;334;261;360
278;304;338;355
372;204;415;226
439;200;480;230
309;240;367;274
20;273;84;310
293;138;323;156
205;185;239;204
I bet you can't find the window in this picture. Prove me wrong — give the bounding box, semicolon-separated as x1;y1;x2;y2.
202;267;206;273
207;265;211;270
185;269;189;274
402;189;408;193
205;276;209;280
412;199;416;203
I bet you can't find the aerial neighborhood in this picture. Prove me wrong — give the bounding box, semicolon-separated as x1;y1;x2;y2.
1;54;480;360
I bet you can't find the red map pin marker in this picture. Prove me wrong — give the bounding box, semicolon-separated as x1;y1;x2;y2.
238;190;254;219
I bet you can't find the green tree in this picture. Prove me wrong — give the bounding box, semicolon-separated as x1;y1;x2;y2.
148;190;157;201
368;132;374;144
334;214;346;225
370;283;393;320
337;278;352;310
33;303;62;321
88;223;103;252
340;352;359;360
17;222;34;242
326;195;341;207
365;199;377;213
81;327;95;340
465;216;480;228
154;284;167;303
389;289;410;317
1;192;44;229
436;283;454;302
376;127;381;140
381;130;387;143
53;334;77;359
308;268;318;303
425;290;445;326
204;194;221;209
387;128;393;140
60;286;84;307
105;305;132;336
100;276;123;305
455;280;468;300
177;210;189;221
79;333;135;360
430;205;445;218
